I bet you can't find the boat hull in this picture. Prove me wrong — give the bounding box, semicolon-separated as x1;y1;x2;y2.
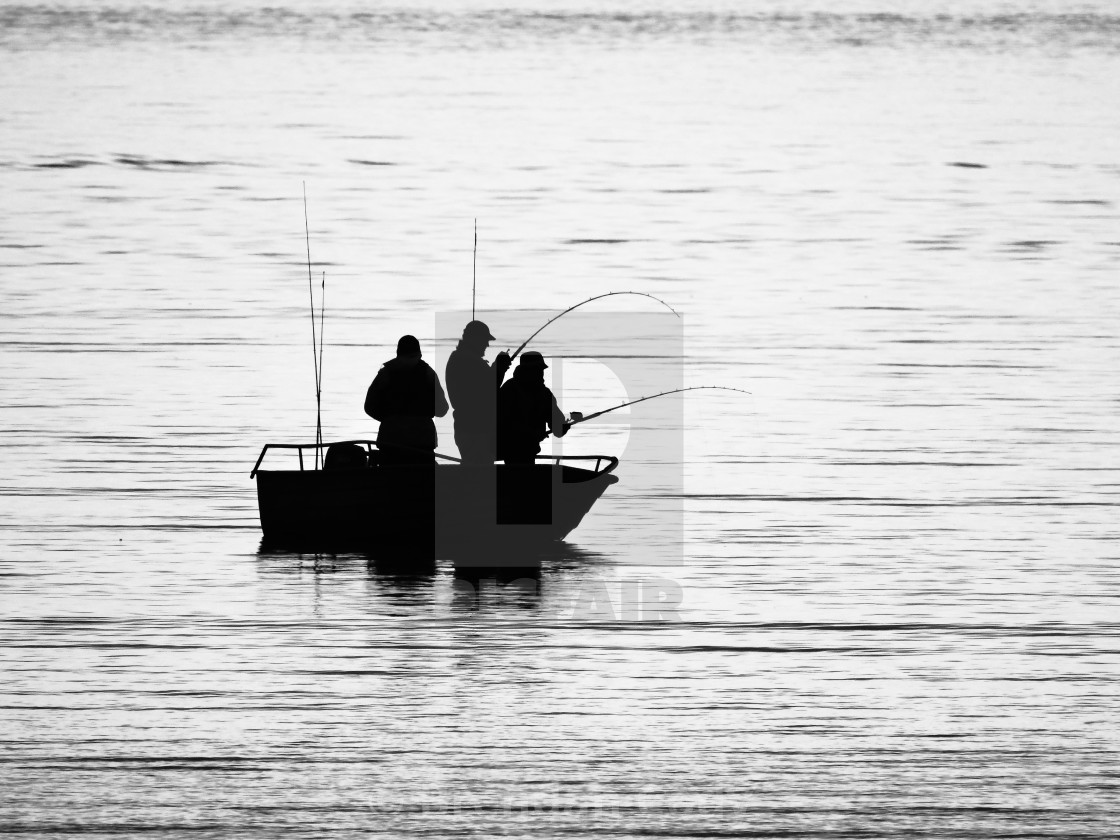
255;462;618;561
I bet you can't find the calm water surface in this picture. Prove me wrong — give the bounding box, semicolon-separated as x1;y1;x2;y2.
2;1;1119;836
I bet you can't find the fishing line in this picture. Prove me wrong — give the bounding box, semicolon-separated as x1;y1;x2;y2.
568;386;751;426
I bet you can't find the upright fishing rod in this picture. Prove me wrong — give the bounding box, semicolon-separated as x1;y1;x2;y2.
567;386;751;427
472;218;477;320
509;291;681;361
318;270;325;458
302;183;323;469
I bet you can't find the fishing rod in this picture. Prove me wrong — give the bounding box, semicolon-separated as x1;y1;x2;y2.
566;386;751;427
509;291;681;361
317;270;325;460
302;183;323;469
472;218;477;320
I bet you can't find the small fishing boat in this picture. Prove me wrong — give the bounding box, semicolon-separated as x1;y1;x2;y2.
251;440;619;558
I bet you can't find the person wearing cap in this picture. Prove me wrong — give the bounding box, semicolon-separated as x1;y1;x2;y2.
445;320;511;464
496;351;570;465
364;335;449;465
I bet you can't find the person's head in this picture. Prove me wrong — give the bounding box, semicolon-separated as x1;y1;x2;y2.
461;320;495;353
515;351;548;382
396;334;421;358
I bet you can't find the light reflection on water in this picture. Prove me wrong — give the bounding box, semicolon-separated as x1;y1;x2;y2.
1;1;1119;836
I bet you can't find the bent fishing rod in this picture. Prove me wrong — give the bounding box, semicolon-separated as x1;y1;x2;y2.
509;291;680;361
566;386;751;427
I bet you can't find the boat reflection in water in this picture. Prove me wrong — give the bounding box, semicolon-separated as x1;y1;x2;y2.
256;537;611;619
251;440;620;567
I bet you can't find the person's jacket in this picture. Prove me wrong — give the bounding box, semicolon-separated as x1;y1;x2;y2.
497;368;566;456
365;357;449;423
445;344;506;431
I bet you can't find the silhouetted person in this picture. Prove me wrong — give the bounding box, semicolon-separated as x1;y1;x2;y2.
365;335;449;465
497;351;569;465
445;320;511;464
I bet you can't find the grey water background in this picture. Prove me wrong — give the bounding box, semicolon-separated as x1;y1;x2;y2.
2;0;1120;835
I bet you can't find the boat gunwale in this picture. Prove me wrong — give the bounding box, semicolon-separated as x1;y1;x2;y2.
251;439;619;480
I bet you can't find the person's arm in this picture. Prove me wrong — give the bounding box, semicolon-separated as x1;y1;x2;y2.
364;371;385;421
431;369;450;418
493;351;511;388
444;356;458;410
549;393;569;438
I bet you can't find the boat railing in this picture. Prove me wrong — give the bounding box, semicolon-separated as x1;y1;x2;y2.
252;440;396;477
252;441;618;478
534;454;619;477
